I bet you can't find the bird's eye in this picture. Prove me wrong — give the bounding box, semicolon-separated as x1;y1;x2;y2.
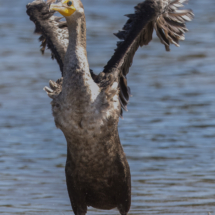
67;1;72;6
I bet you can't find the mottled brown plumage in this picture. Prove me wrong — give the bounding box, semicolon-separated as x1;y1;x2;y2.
26;0;193;214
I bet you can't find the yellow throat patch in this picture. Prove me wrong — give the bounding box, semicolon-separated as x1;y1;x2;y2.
50;0;76;17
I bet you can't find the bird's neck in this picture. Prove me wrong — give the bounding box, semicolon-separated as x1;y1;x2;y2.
64;14;90;78
61;13;100;105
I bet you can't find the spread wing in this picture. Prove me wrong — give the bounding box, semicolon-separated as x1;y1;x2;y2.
26;0;97;78
100;0;194;113
26;0;69;76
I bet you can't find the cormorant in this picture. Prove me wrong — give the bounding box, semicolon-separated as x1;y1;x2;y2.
26;0;193;214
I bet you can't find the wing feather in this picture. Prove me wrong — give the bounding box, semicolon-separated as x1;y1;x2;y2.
26;0;69;75
27;0;97;79
100;0;193;115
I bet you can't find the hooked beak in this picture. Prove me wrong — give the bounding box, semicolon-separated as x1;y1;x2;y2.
50;2;76;17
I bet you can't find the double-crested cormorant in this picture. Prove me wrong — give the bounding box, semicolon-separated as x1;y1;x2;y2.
26;0;193;214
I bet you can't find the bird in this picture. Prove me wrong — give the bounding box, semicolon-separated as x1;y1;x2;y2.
26;0;193;214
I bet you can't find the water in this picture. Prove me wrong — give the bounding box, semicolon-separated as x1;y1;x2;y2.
0;0;215;214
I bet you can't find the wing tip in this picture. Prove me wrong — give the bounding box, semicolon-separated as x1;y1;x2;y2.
154;0;194;51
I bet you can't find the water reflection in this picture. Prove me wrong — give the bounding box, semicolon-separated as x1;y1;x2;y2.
0;0;215;214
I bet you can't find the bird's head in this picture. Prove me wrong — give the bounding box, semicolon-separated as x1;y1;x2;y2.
49;0;83;17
